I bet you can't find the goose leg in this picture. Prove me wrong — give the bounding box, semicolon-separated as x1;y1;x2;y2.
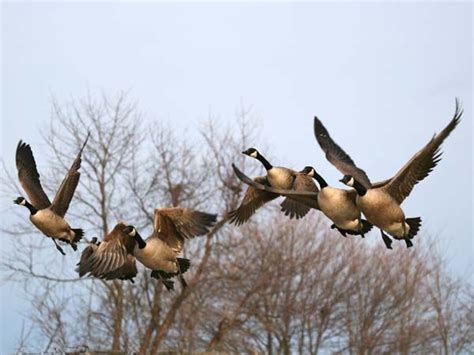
59;237;77;251
52;239;66;255
151;270;174;291
380;230;393;250
176;261;188;289
401;222;413;248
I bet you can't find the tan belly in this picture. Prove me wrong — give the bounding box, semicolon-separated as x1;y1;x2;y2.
383;222;411;238
356;190;407;238
267;168;294;189
30;209;72;239
318;188;360;231
134;238;178;272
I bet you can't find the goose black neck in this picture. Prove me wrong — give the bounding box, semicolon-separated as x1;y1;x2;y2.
24;201;38;215
313;172;328;189
353;180;367;196
256;153;273;171
135;233;147;249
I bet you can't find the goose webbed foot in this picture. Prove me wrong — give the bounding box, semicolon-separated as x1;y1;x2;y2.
161;279;175;291
380;230;393;250
405;238;413;248
331;224;347;237
151;270;175;291
70;243;78;251
52;239;66;255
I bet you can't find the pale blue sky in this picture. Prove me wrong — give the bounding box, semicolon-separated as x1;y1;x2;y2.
1;2;472;352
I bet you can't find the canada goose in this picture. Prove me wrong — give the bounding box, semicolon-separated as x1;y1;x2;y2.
299;166;373;237
242;148;297;189
228;148;319;225
76;232;138;282
76;208;217;290
318;100;462;248
231;164;373;238
14;133;90;255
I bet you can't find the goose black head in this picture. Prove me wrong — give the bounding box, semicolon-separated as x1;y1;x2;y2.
123;225;138;238
339;175;355;187
14;196;27;206
124;225;146;248
242;147;259;158
300;166;316;177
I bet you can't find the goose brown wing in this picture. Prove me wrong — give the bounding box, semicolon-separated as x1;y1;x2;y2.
102;255;138;281
51;132;90;217
382;100;462;204
371;178;392;188
153;208;217;247
15;141;51;209
280;173;320;219
314;117;372;189
228;166;280;225
76;223;136;279
232;164;319;211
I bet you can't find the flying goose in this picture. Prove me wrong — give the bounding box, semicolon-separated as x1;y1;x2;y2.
298;166;373;237
241;148;298;189
76;208;217;290
228;148;319;225
14;133;90;254
76;231;138;282
231;164;373;238
317;100;462;248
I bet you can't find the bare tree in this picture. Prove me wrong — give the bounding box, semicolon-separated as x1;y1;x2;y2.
1;91;472;354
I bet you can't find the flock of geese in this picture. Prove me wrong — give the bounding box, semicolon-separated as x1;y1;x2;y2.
13;100;462;290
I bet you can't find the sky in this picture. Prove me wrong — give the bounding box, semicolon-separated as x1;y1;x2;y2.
1;1;472;352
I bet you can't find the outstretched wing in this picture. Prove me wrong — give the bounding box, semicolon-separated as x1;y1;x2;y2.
16;141;51;209
314;117;372;189
228;166;280;225
232;164;319;212
51;132;90;217
76;222;136;280
280;173;320;219
153;208;217;247
382;100;462;204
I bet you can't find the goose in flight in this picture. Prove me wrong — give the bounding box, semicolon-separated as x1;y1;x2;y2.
76;208;217;290
228;148;318;225
14;133;90;254
316;100;462;248
231;164;375;238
